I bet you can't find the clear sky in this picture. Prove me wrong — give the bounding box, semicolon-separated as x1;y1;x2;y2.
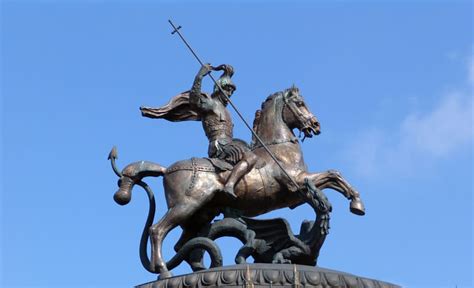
1;1;472;287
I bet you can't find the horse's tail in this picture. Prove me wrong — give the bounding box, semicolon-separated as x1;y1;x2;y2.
112;157;167;273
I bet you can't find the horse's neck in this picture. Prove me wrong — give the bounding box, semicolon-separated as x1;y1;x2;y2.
254;105;294;145
253;100;305;171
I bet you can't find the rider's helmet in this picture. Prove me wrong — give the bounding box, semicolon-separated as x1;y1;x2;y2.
213;64;236;95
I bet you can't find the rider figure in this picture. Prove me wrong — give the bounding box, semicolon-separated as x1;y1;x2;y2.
190;64;257;199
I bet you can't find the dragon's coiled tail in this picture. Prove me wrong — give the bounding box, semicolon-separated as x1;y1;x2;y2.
113;161;165;205
113;160;166;273
166;238;222;271
136;181;157;273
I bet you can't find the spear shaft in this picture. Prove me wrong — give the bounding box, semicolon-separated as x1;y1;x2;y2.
168;19;300;191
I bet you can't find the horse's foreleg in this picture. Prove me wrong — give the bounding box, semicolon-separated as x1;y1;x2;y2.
298;171;365;215
300;171;351;198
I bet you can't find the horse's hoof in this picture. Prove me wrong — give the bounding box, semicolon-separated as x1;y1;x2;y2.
273;259;291;264
235;256;247;264
350;199;365;216
158;271;173;279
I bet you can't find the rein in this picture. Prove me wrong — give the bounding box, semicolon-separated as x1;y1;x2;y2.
283;94;312;130
252;91;304;150
251;137;298;150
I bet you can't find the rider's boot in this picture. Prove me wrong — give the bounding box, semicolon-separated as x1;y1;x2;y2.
222;162;247;199
223;154;257;199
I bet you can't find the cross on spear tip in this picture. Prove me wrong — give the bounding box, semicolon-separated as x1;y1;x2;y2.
167;19;304;193
170;24;181;35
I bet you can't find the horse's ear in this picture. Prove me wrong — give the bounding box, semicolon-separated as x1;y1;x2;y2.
290;84;299;93
287;85;298;96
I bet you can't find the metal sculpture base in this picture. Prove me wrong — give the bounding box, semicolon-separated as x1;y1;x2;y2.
136;264;399;288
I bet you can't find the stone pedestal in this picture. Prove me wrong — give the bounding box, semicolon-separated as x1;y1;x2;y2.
136;264;399;287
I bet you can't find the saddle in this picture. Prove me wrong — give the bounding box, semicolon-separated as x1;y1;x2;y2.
206;157;233;171
206;157;266;172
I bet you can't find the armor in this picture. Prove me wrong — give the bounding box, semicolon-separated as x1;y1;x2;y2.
189;64;250;166
140;63;258;199
202;110;234;141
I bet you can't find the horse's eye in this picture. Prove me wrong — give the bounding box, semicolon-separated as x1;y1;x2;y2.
296;101;304;107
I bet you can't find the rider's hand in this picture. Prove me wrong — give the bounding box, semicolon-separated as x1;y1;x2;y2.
199;63;213;76
212;64;234;76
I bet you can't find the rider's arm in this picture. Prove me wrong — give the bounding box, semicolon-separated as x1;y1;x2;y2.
190;65;214;111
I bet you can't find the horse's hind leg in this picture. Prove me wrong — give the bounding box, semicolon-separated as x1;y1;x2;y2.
150;204;196;279
298;171;365;215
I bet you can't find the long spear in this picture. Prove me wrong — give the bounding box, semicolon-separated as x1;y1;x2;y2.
168;19;301;191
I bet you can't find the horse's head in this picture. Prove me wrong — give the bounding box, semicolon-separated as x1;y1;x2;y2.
282;86;321;139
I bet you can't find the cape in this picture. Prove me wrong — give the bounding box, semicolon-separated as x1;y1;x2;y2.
140;91;202;122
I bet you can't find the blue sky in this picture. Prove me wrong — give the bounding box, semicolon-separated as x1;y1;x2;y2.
1;1;472;287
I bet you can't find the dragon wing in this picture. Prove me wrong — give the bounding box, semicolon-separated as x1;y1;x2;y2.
241;216;303;252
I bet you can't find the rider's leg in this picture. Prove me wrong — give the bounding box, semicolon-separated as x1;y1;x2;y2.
223;152;258;198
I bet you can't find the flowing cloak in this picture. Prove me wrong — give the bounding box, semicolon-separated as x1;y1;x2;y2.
140;90;260;167
140;91;202;122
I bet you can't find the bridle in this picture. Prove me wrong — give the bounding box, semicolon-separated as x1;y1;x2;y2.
282;91;315;140
252;91;312;149
251;136;298;150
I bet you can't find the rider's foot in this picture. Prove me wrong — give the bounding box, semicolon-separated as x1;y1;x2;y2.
222;185;238;200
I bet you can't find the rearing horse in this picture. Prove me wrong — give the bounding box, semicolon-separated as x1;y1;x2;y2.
112;86;365;278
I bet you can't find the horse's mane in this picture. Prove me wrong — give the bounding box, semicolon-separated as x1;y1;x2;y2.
252;92;282;134
252;86;299;135
251;87;300;146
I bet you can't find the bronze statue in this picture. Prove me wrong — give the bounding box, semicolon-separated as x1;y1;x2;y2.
110;85;365;278
109;20;366;280
140;64;257;199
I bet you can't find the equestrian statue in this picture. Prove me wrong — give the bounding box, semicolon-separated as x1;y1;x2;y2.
109;62;365;279
109;20;365;280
